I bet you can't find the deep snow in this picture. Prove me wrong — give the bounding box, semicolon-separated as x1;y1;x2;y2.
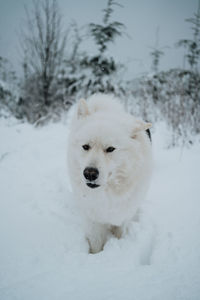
0;118;200;300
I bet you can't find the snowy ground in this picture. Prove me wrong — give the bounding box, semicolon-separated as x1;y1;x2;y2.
0;117;200;300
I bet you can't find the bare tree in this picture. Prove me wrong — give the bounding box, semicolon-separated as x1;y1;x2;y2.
20;0;67;113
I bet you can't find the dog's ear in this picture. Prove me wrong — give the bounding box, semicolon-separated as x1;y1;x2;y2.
131;120;152;138
77;98;89;119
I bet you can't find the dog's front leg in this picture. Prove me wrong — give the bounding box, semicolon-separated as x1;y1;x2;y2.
85;221;109;254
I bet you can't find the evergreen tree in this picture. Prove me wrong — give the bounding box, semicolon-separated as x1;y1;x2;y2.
175;1;200;135
80;0;125;96
150;49;164;74
89;0;124;54
149;28;166;74
176;0;200;72
149;28;165;103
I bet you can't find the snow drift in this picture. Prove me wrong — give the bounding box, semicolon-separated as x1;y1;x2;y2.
0;118;200;300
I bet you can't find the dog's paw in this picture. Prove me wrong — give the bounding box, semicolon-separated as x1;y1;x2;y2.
110;225;123;239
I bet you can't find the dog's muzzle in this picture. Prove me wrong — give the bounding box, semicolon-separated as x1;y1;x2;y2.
83;167;100;189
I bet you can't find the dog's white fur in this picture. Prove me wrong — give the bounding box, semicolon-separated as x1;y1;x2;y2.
67;94;152;253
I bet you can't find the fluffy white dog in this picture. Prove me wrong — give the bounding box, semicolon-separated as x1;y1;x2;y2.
67;94;152;253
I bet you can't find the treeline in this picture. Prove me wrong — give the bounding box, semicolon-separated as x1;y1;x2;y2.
1;0;126;124
0;0;200;146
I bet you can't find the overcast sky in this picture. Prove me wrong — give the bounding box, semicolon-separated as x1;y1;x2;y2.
0;0;198;79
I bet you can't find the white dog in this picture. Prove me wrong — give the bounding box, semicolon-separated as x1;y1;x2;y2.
67;94;152;253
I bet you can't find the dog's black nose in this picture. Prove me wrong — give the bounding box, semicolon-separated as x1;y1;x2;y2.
83;167;99;181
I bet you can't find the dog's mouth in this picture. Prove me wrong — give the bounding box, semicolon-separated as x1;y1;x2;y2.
86;183;100;189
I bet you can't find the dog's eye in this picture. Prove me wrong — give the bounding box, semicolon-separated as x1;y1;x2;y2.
82;144;90;151
106;146;116;153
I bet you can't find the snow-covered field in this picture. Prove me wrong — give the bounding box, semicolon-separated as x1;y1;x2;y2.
0;117;200;300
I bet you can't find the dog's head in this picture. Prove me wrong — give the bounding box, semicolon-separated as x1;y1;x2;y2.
69;98;152;194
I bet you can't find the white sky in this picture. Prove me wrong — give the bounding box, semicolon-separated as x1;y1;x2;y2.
0;0;198;79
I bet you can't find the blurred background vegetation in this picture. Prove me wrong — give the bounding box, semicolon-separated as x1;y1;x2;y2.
0;0;200;146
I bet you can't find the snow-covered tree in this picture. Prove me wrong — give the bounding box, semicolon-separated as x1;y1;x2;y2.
89;0;124;54
0;56;19;118
150;49;164;74
0;56;17;85
176;0;200;73
80;0;126;96
148;28;166;104
175;0;200;133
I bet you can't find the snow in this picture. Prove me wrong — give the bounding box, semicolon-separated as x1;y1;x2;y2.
0;118;200;300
